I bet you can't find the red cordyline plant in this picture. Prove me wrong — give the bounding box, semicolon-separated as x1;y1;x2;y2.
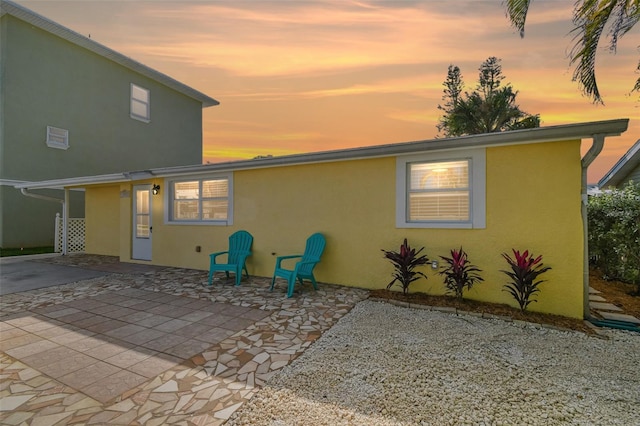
439;247;483;300
382;238;429;295
501;249;551;312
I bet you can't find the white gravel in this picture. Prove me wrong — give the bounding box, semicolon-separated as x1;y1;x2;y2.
229;300;640;426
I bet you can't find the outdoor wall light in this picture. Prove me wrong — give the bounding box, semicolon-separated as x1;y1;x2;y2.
431;260;439;270
152;184;160;195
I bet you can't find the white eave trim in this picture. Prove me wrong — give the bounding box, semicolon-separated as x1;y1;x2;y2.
1;0;219;108
1;179;29;186
14;174;130;190
15;118;630;190
153;118;629;176
598;138;640;188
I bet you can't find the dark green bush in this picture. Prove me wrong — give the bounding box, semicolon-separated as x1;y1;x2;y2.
588;181;640;293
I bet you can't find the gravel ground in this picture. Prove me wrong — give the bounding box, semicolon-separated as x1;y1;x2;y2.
228;300;640;426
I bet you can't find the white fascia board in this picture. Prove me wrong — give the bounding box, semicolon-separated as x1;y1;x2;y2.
151;118;630;177
13;174;129;190
598;139;640;188
0;179;29;186
15;119;630;189
1;0;219;107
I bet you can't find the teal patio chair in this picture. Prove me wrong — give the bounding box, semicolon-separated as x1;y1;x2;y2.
270;233;326;298
208;230;253;286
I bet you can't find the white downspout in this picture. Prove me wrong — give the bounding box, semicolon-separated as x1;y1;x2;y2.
580;134;606;319
19;188;66;255
19;188;64;205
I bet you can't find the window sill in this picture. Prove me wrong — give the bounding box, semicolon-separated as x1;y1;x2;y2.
46;142;69;150
166;220;230;226
130;114;151;124
396;221;476;229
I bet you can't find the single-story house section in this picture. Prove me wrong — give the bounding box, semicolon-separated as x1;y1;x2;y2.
16;119;630;319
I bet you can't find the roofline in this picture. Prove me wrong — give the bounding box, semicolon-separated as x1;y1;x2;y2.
15;118;629;190
14;173;131;190
598;138;640;188
1;0;219;108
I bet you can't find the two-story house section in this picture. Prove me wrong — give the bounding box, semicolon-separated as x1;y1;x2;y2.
0;0;219;248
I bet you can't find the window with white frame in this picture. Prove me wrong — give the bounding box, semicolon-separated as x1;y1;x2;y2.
168;175;233;224
396;149;486;228
130;83;150;122
46;126;69;150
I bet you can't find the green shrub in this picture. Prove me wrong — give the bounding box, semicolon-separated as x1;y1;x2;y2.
382;238;429;295
588;181;640;293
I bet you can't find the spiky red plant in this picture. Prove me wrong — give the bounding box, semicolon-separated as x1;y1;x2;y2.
382;239;429;295
439;247;483;300
501;249;551;312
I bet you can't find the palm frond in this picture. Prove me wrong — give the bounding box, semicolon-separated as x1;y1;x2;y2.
606;0;640;50
505;0;532;37
570;0;639;103
506;0;639;103
569;0;616;104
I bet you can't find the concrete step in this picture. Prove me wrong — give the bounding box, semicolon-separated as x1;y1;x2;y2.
588;295;606;302
598;311;640;325
589;302;623;312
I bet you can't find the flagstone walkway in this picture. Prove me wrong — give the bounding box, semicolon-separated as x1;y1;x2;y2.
0;255;369;425
589;286;640;330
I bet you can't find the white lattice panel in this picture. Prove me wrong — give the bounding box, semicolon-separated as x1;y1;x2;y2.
55;214;85;253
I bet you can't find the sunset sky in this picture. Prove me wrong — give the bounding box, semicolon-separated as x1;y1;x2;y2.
18;0;639;183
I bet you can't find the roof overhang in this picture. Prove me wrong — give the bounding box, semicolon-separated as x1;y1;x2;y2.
15;118;629;190
14;174;131;190
598;139;640;188
1;0;219;107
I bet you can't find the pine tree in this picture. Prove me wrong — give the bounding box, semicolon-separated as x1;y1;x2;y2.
437;57;540;137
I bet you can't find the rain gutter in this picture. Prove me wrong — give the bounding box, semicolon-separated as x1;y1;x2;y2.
14;119;630;190
580;134;606;319
151;119;633;178
19;188;63;204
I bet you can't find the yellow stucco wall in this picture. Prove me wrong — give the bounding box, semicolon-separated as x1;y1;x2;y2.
84;185;120;256
88;139;584;318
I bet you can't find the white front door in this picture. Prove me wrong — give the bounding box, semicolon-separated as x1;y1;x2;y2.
132;185;152;261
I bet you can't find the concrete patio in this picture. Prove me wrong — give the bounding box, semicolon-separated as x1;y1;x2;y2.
0;255;369;425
